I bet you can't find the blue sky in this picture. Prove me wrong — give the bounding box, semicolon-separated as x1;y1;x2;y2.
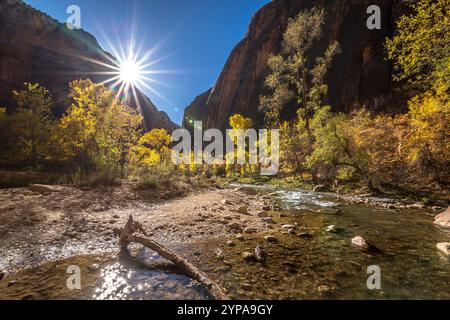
24;0;270;124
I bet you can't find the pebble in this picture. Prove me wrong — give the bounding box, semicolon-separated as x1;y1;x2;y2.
242;251;256;262
298;232;313;239
436;243;450;257
351;236;368;248
8;279;19;287
326;225;337;233
88;264;100;272
264;235;277;242
216;248;225;260
317;285;331;293
236;234;244;241
244;227;257;234
237;205;249;215
227;240;236;247
241;283;252;290
257;211;268;218
287;228;296;235
261;217;276;224
282;224;296;229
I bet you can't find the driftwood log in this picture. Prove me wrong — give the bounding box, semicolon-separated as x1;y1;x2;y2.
116;215;228;300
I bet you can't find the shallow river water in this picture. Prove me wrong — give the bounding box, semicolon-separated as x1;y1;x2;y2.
1;185;449;300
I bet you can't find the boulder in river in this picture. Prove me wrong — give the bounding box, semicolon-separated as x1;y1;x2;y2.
351;236;381;253
434;206;450;229
436;243;450;257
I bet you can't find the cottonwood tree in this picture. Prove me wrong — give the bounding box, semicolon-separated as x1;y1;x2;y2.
386;0;450;91
1;83;54;167
54;79;142;181
259;8;340;182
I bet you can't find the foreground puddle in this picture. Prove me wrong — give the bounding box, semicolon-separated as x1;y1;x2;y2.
0;250;211;300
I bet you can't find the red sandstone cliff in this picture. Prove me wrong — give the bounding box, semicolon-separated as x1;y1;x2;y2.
184;0;410;130
0;0;177;131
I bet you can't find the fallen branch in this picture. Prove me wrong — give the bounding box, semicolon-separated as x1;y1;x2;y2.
116;215;228;300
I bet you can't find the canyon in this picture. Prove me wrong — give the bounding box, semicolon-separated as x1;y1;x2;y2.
183;0;411;130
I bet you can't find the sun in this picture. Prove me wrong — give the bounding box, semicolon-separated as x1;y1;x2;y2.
78;33;178;108
119;58;142;86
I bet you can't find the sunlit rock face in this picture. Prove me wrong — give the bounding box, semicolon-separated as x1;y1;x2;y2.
0;0;177;131
183;0;411;130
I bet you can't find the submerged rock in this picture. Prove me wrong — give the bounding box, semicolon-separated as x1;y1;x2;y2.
436;243;450;257
352;236;367;247
351;236;381;253
435;206;450;229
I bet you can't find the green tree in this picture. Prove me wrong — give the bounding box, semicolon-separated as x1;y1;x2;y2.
2;83;54;167
259;8;340;181
386;0;450;90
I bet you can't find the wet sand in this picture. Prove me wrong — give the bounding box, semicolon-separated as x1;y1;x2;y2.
0;184;269;276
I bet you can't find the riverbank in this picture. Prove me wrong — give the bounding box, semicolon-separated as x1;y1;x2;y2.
0;183;271;276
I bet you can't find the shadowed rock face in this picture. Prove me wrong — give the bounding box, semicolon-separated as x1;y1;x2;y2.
0;0;177;131
182;88;213;134
184;0;410;130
